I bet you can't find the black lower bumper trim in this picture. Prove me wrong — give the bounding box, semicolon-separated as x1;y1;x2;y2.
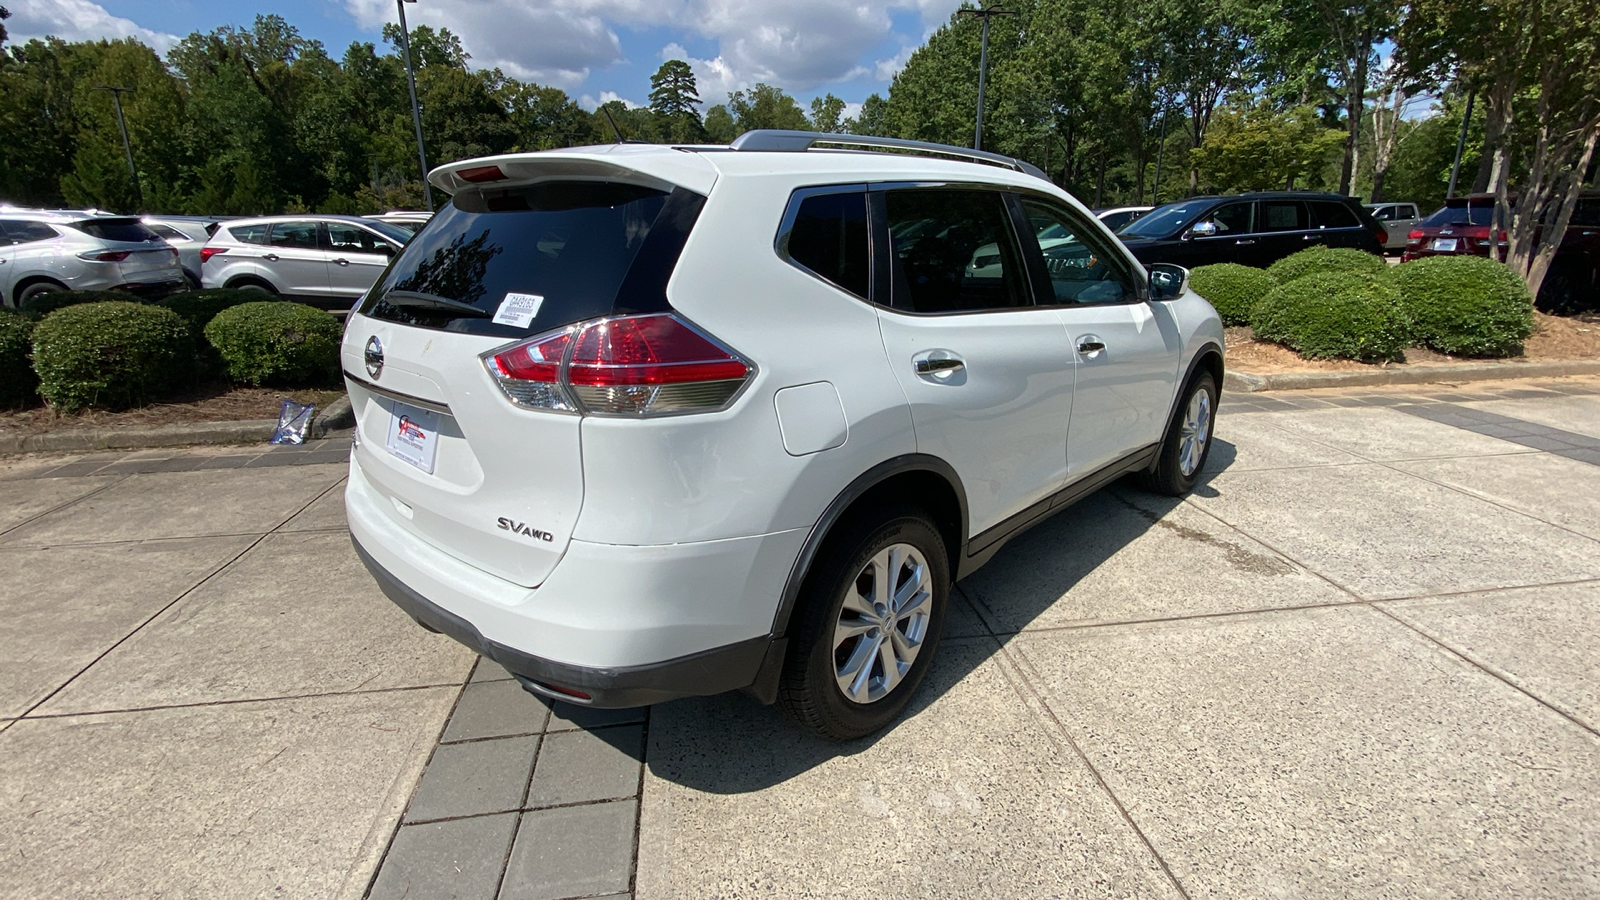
352;535;771;708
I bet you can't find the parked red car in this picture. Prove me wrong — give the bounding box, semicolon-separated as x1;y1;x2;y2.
1402;192;1600;313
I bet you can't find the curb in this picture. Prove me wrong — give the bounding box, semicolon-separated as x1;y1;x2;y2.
0;395;357;456
1224;359;1600;393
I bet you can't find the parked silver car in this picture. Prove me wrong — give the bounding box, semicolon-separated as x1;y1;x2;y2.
1365;202;1422;251
142;216;228;287
363;210;433;235
201;215;411;309
0;210;185;308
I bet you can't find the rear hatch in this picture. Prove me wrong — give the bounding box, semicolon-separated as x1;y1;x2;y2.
1409;199;1496;256
73;218;182;281
344;151;716;587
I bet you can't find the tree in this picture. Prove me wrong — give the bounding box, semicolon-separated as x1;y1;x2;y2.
810;94;846;133
703;104;737;142
0;6;9;50
883;3;1030;149
843;94;888;136
1401;0;1600;298
380;22;468;69
1192;95;1343;191
500;79;592;149
727;84;812;132
649;59;703;142
1149;0;1267;194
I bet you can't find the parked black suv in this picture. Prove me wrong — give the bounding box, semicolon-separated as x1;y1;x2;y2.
1116;192;1386;269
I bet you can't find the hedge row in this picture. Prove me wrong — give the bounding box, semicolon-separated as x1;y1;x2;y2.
1190;247;1535;361
5;289;343;412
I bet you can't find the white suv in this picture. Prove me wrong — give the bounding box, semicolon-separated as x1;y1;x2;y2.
344;132;1223;739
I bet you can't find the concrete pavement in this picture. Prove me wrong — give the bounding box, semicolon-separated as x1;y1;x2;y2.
1;376;1597;899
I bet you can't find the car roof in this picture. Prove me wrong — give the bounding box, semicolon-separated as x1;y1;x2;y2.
0;208;133;224
214;214;391;227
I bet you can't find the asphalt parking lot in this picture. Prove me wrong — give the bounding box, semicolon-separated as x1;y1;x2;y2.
2;376;1599;899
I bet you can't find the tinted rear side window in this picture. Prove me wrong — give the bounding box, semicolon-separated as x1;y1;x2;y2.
74;219;160;243
3;221;60;244
360;181;705;338
1311;201;1359;228
229;224;270;244
1262;201;1309;231
780;190;869;299
882;188;1030;314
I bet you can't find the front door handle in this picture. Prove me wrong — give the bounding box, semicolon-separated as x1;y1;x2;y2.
263;253;280;261
1077;339;1106;354
333;258;350;266
1234;239;1257;246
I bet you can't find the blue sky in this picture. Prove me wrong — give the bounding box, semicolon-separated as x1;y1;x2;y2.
12;1;967;115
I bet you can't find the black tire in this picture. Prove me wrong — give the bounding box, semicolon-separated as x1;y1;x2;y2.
1141;371;1218;496
229;279;278;297
16;281;65;306
780;507;949;741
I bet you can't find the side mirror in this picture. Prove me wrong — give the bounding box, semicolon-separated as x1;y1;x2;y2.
1147;263;1189;301
1184;220;1219;240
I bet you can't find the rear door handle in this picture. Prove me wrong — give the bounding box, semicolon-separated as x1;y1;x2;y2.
1077;338;1106;355
1234;239;1257;246
913;351;965;381
263;253;279;261
333;258;350;266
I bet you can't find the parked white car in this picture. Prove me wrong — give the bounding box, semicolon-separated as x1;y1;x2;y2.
344;133;1224;739
363;210;433;234
0;210;184;307
1094;205;1154;232
142;215;227;287
201;215;412;309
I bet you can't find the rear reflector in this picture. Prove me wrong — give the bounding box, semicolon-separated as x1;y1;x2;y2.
484;313;752;417
457;164;507;183
200;247;227;263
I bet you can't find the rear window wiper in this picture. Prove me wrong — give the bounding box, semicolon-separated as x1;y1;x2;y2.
380;290;491;317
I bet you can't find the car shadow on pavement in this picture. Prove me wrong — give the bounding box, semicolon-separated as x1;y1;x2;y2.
642;439;1239;793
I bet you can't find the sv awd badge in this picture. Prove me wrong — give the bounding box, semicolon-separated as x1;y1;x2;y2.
497;518;554;542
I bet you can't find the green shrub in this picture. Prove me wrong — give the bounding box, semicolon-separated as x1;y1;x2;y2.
1252;272;1410;362
30;302;194;411
204;302;342;387
158;289;277;379
1266;246;1388;285
1386;255;1534;357
0;312;38;409
18;289;141;318
1189;263;1276;325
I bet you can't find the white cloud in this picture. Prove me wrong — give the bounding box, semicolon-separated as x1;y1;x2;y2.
344;0;961;100
343;0;635;89
578;90;643;111
7;0;179;53
874;45;916;81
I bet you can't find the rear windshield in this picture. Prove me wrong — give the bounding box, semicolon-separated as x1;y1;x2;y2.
72;218;162;243
359;181;704;338
1421;202;1495;227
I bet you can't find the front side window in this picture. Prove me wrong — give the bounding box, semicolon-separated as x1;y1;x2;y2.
268;222;320;250
1204;202;1254;235
882;188;1029;314
778;190;869;299
1261;201;1309;232
1018;198;1135;305
1369;206;1393;222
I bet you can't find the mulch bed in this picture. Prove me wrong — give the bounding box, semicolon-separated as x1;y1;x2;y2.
0;384;345;435
1225;311;1600;374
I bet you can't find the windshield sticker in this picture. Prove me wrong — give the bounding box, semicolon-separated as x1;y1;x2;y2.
492;292;544;327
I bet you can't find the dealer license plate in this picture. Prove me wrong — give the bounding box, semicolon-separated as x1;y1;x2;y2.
1431;238;1458;252
384;401;440;474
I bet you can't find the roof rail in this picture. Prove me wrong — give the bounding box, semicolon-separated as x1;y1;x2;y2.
728;130;1049;181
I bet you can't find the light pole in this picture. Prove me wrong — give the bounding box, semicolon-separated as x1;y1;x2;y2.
93;85;143;211
957;5;1014;151
396;0;434;209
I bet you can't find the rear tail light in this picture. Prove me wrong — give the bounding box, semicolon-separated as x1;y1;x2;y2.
78;250;131;262
1407;229;1424;243
1373;226;1388;245
484;313;753;417
457;164;507;183
200;247;227;263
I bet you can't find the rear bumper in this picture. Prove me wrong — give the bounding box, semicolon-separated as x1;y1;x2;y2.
352;537;772;707
345;457;806;707
116;278;185;299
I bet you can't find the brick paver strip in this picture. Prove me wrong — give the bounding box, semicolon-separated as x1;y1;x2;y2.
499;800;638;900
368;813;519;900
405;735;541;824
442;680;552;743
